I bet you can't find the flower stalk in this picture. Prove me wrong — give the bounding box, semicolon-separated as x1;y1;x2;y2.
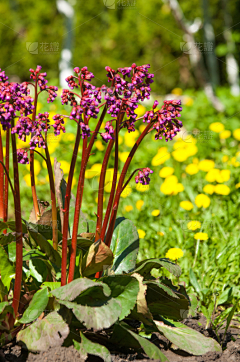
9;120;23;328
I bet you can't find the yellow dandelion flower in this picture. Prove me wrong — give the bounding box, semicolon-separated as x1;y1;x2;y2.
205;168;219;183
124;130;139;148
193;157;199;164
95;140;105;151
194;232;208;240
65;133;75;142
157;231;165;236
135;105;146;117
209;122;224;133
24;174;38;187
215;170;230;183
139;125;146;133
136;183;150;192
222;155;229;162
26;159;41;176
186;164;199;175
235;183;240;189
173;183;184;195
169;227;173;231
152;209;160;216
119;135;123;145
159;167;174;178
138;229;146;239
119;152;129;163
172;149;189;162
233;129;240;141
58;160;70;175
125;205;133;212
152;147;170;166
121;186;132;198
215;184;230;195
180;201;194;211
166;248;184;260
187;221;201;231
184;97;194;106
171;88;183;95
220;130;231;139
160;175;178;195
136;200;144;210
198;159;215;172
203;184;215;195
195;194;210;208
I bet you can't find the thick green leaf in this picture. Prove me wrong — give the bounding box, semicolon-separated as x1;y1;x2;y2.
42;282;61;291
155;320;221;355
133;258;182;278
0;233;15;246
28;229;61;267
145;281;189;321
66;236;93;251
52;278;111;301
110;217;139;274
0;245;15;290
58;297;122;330
19;288;49;324
102;275;139;319
17;311;69;352
111;323;168;361
74;332;111;362
144;280;179;299
7;221;27;234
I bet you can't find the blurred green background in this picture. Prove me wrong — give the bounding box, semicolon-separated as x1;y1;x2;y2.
1;0;240;92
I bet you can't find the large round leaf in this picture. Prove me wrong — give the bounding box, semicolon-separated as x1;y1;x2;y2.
19;288;49;324
132;258;182;278
110;217;139;274
146;281;189;321
51;278;111;301
155;320;221;355
102;275;139;319
58;297;122;330
17;311;69;352
111;322;168;361
74;332;111;362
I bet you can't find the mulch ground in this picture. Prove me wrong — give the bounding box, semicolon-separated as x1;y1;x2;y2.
0;315;240;362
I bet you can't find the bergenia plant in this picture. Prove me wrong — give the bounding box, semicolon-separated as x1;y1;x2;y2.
0;64;221;359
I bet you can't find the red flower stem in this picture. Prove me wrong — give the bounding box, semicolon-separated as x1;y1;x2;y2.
105;122;153;248
68;105;107;283
99;110;124;242
9;120;23;329
95;140;114;241
3;129;9;230
44;141;58;251
30;80;40;219
61;121;81;286
0;128;4;220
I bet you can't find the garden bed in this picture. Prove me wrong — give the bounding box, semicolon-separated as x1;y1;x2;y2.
1;315;239;362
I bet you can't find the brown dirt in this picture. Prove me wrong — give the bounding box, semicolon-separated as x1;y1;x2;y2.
0;315;239;362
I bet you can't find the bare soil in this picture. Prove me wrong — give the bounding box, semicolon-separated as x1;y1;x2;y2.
0;315;239;362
